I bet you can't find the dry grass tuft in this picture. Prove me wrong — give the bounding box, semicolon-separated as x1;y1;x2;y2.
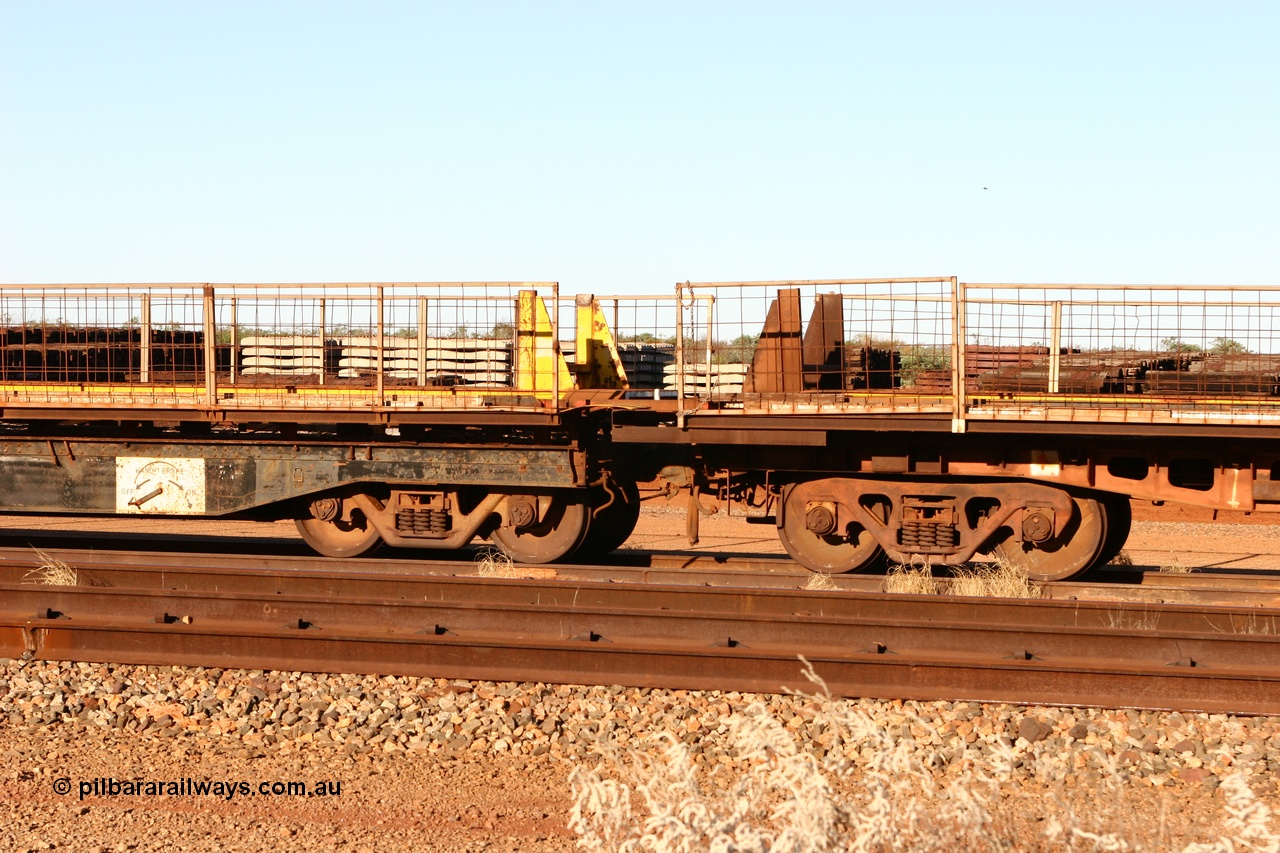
1215;612;1280;636
475;548;520;578
804;572;838;591
24;548;78;586
883;558;1040;599
948;557;1041;599
881;559;939;595
473;548;556;580
1160;557;1193;574
1105;607;1161;631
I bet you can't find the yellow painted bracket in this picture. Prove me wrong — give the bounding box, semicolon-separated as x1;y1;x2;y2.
515;290;575;398
572;294;629;389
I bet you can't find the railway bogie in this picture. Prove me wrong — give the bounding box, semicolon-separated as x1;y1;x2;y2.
0;278;1275;573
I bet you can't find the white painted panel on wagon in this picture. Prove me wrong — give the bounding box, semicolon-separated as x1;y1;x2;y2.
1029;450;1062;477
115;458;207;514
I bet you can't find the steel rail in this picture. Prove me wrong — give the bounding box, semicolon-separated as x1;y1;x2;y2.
2;542;1280;607
1;570;1278;714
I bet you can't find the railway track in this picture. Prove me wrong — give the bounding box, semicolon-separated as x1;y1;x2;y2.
3;537;1280;606
2;546;1278;715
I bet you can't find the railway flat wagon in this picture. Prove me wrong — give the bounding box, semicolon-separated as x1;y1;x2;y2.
608;278;1280;580
0;282;636;562
0;278;1276;580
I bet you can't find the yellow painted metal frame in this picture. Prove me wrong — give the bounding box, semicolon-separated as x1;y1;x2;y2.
572;295;628;390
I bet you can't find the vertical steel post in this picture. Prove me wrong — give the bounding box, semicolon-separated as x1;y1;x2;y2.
139;293;151;384
1049;300;1063;394
704;295;715;398
203;285;216;406
228;296;238;386
318;298;327;386
950;277;966;433
376;286;385;405
675;283;686;427
417;295;428;386
550;283;560;411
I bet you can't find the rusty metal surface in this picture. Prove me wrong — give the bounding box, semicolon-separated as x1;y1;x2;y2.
613;410;1280;516
2;564;1279;713
0;437;580;516
781;477;1077;565
2;541;1280;607
13;619;1277;715
2;279;1279;430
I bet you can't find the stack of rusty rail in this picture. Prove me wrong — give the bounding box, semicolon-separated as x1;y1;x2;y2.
844;346;901;390
616;342;674;390
1140;354;1280;396
903;345;1052;393
0;326;225;383
975;350;1280;397
967;345;1052;390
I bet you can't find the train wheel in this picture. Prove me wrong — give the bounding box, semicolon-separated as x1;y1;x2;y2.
991;496;1106;582
575;479;642;559
490;495;591;563
778;486;884;574
295;496;383;558
1096;494;1132;567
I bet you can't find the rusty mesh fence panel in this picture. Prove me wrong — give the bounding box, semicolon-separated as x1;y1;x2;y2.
0;283;558;413
962;284;1280;411
677;279;956;410
215;284;530;410
0;285;207;404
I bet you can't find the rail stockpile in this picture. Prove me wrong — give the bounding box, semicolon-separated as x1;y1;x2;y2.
0;278;1275;582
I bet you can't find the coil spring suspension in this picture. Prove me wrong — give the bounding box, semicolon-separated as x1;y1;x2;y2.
898;521;958;550
395;508;451;537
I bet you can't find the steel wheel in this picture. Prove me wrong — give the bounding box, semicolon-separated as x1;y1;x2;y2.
490;494;591;563
991;496;1106;582
575;479;642;559
295;496;383;558
778;486;884;574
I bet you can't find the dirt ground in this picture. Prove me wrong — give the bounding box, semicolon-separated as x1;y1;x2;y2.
629;500;1280;569
0;503;1277;851
4;498;1277;570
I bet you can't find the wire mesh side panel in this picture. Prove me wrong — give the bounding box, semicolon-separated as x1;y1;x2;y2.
0;283;558;415
217;283;560;411
218;290;332;401
0;285;208;405
578;296;680;397
677;280;956;412
962;285;1280;420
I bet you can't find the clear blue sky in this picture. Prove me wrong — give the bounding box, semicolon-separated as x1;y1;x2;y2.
2;2;1276;292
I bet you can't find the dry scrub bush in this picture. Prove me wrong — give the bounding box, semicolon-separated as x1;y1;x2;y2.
1179;773;1280;853
569;664;1277;852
